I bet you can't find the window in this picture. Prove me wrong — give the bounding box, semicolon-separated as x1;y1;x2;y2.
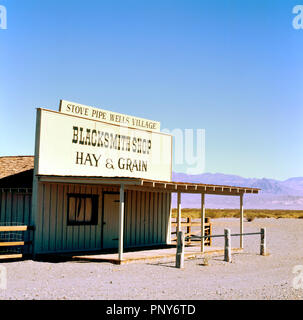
67;194;98;225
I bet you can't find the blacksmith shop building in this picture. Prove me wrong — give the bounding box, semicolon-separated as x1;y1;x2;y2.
0;100;259;261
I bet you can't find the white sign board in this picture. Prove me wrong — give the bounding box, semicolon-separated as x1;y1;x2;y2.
59;100;161;132
36;109;172;181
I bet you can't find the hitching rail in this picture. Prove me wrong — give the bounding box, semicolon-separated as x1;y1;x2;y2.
176;228;267;268
186;231;262;240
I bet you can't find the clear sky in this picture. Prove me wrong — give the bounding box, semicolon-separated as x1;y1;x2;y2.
0;0;302;180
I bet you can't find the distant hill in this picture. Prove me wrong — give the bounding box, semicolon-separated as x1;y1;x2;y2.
171;172;303;209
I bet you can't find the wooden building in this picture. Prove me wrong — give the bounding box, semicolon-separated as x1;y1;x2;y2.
0;100;260;261
0;157;172;255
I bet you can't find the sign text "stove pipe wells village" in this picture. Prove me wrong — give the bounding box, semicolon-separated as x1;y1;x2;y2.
71;125;152;173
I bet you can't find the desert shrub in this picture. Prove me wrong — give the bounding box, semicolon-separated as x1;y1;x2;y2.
201;255;210;266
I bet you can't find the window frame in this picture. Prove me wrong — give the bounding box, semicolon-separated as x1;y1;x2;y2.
67;193;99;226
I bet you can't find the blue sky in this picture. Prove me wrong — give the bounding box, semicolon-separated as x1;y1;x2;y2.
0;0;302;180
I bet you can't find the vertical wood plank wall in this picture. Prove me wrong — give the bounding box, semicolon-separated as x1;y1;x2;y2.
33;183;171;254
0;190;32;253
124;189;171;248
0;191;32;225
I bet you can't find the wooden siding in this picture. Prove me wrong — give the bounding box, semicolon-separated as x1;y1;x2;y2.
0;190;32;253
34;183;171;254
124;190;171;248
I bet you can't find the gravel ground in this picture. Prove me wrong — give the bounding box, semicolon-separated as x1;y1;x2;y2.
0;218;303;300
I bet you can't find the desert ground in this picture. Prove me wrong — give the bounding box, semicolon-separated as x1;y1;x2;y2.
0;218;302;300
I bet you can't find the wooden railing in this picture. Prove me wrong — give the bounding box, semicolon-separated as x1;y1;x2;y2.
0;225;34;259
171;217;212;246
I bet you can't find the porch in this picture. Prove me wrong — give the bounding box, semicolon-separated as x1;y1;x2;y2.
61;244;243;265
37;175;260;263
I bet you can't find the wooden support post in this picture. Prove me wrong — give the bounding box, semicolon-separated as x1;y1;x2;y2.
176;231;185;269
260;228;266;256
118;184;125;261
240;194;244;249
187;217;191;245
177;192;181;233
224;228;231;262
166;194;172;245
209;222;212;246
201;193;205;253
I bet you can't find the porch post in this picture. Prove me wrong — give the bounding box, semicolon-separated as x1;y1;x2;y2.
201;193;205;253
177;192;181;232
118;184;125;261
240;193;244;249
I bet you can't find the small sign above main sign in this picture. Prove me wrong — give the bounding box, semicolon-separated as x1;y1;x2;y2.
59;100;161;132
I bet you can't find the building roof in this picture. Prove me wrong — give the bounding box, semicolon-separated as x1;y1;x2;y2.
0;156;34;179
38;175;260;196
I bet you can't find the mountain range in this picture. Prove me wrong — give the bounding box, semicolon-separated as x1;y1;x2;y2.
171;172;303;209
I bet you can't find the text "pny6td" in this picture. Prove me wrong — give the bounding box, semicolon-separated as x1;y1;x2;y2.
150;305;195;315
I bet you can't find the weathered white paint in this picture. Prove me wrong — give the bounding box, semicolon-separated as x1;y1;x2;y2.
31;182;171;255
59;100;161;132
102;193;120;248
36;109;172;181
31;108;42;257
